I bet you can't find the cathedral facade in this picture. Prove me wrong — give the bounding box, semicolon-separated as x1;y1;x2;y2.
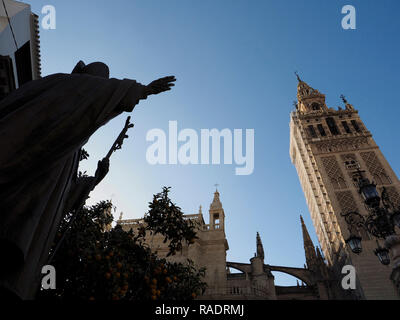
289;75;400;300
118;190;346;300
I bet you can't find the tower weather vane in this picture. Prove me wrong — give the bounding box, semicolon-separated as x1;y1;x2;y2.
294;71;302;82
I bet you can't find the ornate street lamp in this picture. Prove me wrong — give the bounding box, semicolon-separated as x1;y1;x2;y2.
374;242;391;266
358;176;380;208
345;234;362;254
341;169;399;266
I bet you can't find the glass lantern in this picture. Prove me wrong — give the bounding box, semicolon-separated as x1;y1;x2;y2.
359;182;380;208
374;246;390;266
346;235;362;254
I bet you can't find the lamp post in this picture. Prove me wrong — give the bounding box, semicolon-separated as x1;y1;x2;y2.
341;169;400;294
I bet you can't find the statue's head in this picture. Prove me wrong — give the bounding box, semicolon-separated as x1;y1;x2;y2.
71;61;110;79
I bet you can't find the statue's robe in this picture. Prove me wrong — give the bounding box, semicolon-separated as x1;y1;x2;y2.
0;73;146;299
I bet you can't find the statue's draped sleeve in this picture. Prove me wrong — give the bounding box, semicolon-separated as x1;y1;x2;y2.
0;73;146;298
0;73;145;184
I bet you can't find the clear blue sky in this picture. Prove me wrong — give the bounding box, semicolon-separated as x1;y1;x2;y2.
29;0;400;285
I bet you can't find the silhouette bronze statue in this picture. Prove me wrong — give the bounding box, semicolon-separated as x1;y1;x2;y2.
0;61;175;299
64;116;134;215
49;116;134;264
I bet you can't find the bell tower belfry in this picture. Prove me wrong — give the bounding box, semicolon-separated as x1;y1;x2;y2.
290;75;400;300
197;188;229;298
295;72;329;114
209;189;225;230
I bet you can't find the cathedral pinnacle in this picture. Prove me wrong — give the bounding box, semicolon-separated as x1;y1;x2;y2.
300;215;317;268
316;246;324;263
300;215;314;245
210;188;223;210
256;232;265;260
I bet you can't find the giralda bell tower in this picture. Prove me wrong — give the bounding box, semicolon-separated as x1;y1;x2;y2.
289;74;400;299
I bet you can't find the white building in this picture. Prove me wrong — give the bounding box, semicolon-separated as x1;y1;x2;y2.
0;0;41;99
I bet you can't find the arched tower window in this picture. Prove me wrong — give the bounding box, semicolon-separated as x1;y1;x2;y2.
326;117;340;135
311;102;320;110
344;159;359;170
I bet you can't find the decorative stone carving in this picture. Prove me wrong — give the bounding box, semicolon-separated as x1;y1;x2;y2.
315;137;369;154
360;151;392;185
335;191;358;213
321;156;347;189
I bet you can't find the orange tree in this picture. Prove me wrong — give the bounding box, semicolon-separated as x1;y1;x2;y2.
38;187;206;300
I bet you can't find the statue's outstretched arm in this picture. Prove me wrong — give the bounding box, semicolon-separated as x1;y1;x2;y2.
119;76;176;112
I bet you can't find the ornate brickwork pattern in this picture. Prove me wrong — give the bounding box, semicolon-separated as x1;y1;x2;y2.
335;191;370;239
335;191;358;213
360;152;391;185
379;186;400;209
321;156;347;189
315;137;369;154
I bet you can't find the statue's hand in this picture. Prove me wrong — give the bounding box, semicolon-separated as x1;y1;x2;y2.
146;76;176;96
94;158;110;183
